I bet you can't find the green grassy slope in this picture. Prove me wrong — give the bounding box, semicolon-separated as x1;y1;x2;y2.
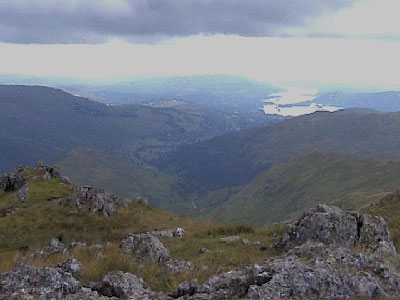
200;151;400;226
0;166;284;292
156;109;400;189
56;147;197;211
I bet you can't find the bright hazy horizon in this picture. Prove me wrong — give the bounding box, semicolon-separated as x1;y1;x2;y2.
0;0;400;90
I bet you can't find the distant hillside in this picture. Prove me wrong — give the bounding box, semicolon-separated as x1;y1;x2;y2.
56;148;197;211
0;85;276;172
0;74;278;112
315;91;400;112
60;74;278;110
155;109;400;189
200;151;400;226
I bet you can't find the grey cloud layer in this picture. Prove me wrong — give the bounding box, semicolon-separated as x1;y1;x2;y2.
0;0;359;44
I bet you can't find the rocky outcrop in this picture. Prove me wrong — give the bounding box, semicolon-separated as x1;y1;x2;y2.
0;262;169;300
120;232;194;274
133;196;149;206
3;203;400;299
0;263;83;299
120;233;171;262
169;280;198;298
30;237;87;259
244;253;394;300
59;186;129;216
274;204;396;256
30;237;66;258
32;163;70;184
172;245;400;300
0;172;25;192
171;204;400;300
0;164;69;202
42;165;60;180
15;184;29;201
92;271;168;300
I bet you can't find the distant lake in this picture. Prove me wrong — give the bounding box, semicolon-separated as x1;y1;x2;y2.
263;87;342;117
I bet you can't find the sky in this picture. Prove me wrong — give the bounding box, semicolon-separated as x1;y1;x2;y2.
0;0;399;89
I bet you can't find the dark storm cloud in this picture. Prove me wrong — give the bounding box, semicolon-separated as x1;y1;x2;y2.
0;0;360;44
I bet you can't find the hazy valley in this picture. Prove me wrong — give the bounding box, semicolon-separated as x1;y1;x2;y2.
3;1;400;298
1;78;400;299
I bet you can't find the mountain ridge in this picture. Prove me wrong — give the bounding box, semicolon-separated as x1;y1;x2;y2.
155;109;400;189
0;84;276;173
198;150;400;226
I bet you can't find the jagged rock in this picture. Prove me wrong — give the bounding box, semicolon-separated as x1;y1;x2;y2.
120;233;170;262
47;166;60;177
245;249;400;300
176;247;400;300
119;233;194;273
30;237;65;258
0;263;82;299
43;171;52;180
64;241;87;253
274;204;397;256
177;205;400;299
36;165;61;178
29;238;89;259
170;280;198;298
60;175;72;185
60;186;128;216
15;184;29;201
0;172;25;192
287;241;328;257
349;271;388;298
0;262;114;300
93;271;168;300
133;196;149;206
58;258;81;275
246;255;354;300
198;265;257;298
67;288;115;299
219;236;241;243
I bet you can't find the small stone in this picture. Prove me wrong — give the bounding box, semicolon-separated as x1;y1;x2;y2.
43;172;51;180
241;238;250;245
60;175;71;185
16;184;29;202
198;247;210;254
174;227;185;237
219;236;241;243
133;196;149;206
163;259;194;273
